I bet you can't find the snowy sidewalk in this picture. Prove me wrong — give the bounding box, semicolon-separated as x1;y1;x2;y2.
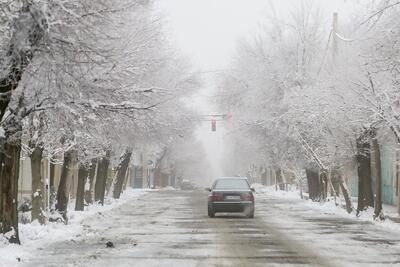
253;185;400;266
252;183;400;230
0;189;149;267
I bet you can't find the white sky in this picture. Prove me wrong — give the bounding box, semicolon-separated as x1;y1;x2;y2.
156;0;356;70
155;0;357;181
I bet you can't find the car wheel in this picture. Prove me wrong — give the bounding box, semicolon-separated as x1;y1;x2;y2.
208;206;215;218
247;210;254;218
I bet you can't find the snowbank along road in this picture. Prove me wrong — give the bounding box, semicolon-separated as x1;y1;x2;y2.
22;190;400;267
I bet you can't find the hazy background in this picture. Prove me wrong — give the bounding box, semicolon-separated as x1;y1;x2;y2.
156;0;357;185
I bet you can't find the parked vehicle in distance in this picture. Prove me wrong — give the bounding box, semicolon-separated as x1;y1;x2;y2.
207;177;255;218
181;179;197;190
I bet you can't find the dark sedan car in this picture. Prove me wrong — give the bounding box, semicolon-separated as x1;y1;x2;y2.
207;177;255;218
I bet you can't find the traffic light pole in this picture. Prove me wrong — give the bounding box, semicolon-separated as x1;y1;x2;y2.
202;112;233;132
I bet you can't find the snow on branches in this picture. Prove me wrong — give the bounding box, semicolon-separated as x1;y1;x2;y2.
217;0;400;179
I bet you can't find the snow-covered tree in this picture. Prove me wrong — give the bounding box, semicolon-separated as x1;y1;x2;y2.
0;0;201;242
217;0;400;217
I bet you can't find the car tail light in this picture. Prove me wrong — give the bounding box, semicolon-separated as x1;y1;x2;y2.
243;192;254;201
210;192;223;201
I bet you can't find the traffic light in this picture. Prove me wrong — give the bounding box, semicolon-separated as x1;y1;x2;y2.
226;112;233;122
211;118;216;132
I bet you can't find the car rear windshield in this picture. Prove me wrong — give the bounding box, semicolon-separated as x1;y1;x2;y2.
214;179;249;189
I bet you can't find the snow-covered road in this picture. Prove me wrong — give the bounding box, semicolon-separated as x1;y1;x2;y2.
11;190;400;266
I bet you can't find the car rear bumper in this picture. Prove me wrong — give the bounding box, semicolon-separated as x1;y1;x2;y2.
209;201;254;213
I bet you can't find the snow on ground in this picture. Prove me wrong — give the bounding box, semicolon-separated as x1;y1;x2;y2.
159;186;176;191
0;189;149;267
251;184;400;266
251;183;301;199
251;183;400;232
2;188;400;266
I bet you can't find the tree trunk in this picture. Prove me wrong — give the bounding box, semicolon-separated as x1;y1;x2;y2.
261;168;267;185
154;162;161;188
372;138;384;220
75;164;88;211
105;167;113;195
122;166;130;191
339;179;354;214
396;147;400;215
55;150;77;223
331;168;353;213
331;169;341;197
31;147;46;224
154;149;168;188
356;138;374;214
319;170;328;201
0;143;21;244
398;174;400;215
275;168;283;190
94;158;105;203
49;159;57;209
306;168;320;201
94;151;110;205
113;150;132;199
170;167;176;188
0;3;46;243
85;159;97;204
390;128;400;212
0;152;3;224
50;160;55;189
297;174;304;199
269;168;274;187
299;180;303;199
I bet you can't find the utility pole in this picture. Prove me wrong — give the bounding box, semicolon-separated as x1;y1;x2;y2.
211;117;217;132
398;150;400;215
332;12;338;60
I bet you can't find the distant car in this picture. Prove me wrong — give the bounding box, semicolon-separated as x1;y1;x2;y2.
207;177;255;218
181;179;197;190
